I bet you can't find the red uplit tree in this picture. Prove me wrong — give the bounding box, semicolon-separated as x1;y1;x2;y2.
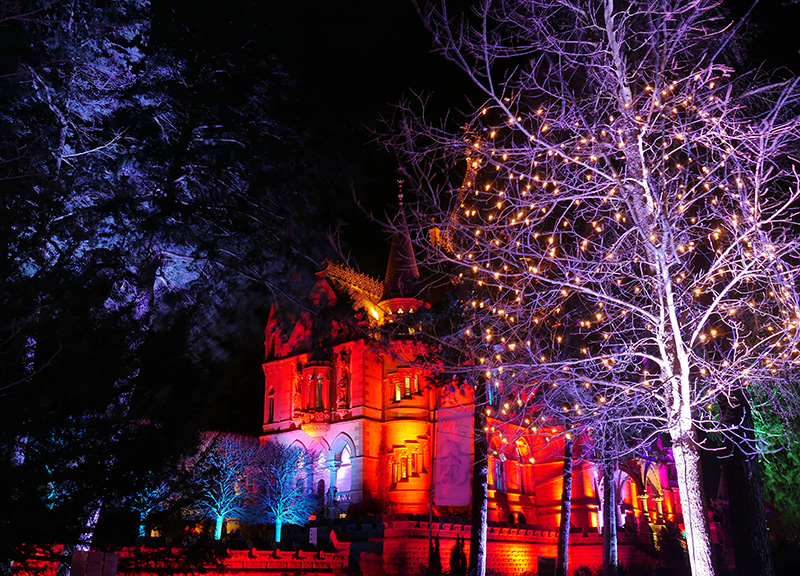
391;2;800;575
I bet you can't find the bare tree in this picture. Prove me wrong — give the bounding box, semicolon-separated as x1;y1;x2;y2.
247;441;316;544
125;472;175;539
391;2;800;575
190;432;256;540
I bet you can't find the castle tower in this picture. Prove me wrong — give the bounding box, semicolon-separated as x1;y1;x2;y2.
261;192;436;516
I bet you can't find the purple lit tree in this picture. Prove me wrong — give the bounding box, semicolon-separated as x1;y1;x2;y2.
390;2;800;575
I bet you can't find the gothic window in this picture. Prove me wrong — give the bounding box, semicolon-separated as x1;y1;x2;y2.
267;388;275;423
492;456;506;492
335;445;352;494
514;444;529;494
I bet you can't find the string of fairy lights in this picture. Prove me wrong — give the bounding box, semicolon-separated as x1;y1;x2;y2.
430;64;800;460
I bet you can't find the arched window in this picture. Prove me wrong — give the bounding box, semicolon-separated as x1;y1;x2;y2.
515;442;530;494
489;437;507;492
267;388;275;423
335;444;352;494
492;456;506;492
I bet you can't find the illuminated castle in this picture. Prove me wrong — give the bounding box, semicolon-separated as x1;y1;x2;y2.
260;202;688;574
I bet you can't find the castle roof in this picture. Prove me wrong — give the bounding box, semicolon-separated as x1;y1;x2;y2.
382;197;419;301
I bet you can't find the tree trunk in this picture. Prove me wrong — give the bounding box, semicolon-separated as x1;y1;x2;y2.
602;462;618;576
556;439;574;576
671;429;716;576
76;503;102;551
468;378;488;576
720;392;774;576
214;515;224;540
275;520;283;543
138;511;147;539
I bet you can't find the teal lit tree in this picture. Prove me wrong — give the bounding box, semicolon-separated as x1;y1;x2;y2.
391;2;800;575
247;441;316;544
189;432;256;540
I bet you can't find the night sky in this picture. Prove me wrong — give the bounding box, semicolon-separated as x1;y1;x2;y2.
218;0;800;276
260;0;471;276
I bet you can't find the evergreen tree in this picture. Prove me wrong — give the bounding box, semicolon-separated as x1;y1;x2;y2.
0;0;347;567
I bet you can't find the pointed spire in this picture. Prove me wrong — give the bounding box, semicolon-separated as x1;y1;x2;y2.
382;180;419;300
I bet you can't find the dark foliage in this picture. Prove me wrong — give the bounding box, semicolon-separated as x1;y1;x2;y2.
0;0;352;568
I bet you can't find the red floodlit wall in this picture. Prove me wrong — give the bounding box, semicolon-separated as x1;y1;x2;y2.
16;548;347;576
377;520;652;576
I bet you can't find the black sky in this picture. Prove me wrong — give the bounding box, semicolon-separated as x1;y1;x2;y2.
138;0;800;434
252;0;800;276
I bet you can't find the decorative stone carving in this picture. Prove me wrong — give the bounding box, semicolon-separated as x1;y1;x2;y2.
301;362;331;411
336;348;351;409
301;421;331;438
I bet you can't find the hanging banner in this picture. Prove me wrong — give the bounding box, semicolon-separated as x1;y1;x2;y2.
434;403;473;506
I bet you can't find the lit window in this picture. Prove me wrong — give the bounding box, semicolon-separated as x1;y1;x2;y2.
401;457;408;480
412;374;420;394
492;457;506;492
404;376;411;397
394;379;401;402
267;388;275;423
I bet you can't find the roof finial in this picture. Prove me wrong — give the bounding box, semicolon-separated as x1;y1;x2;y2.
397;179;404;206
383;178;418;301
